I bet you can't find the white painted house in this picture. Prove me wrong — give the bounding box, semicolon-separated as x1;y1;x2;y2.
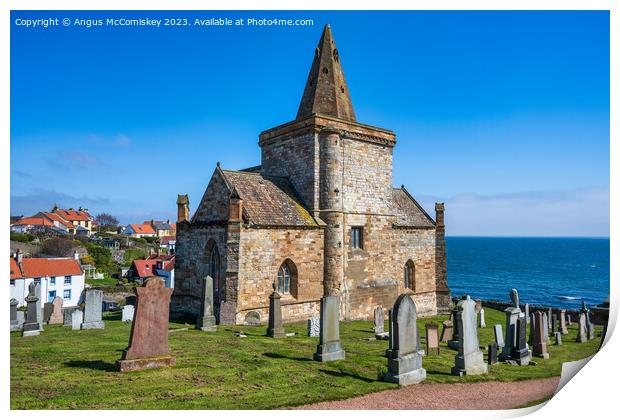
10;252;85;308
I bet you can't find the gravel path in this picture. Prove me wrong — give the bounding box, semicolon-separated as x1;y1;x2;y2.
295;377;560;410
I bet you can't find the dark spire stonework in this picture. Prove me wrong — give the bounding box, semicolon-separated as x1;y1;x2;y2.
296;24;356;122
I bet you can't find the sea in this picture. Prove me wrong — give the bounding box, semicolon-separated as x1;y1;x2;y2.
446;237;610;310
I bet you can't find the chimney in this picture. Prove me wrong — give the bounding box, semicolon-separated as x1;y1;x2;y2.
176;194;190;223
74;251;80;261
435;202;445;227
16;249;23;265
229;189;243;222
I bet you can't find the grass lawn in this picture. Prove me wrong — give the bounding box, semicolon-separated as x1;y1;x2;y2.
10;307;602;409
85;275;118;287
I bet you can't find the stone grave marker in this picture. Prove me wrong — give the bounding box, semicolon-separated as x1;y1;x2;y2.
383;294;426;385
547;308;553;329
524;303;530;324
474;299;482;314
374;306;384;335
81;289;104;329
386;308;395;358
551;314;558;334
510;317;531;365
244;311;261;326
307;317;320;337
559;310;568;334
10;299;20;332
494;324;505;348
43;303;53;324
313;295;345;362
479;308;486;328
452;296;487;376
267;283;285;338
197;276;217;332
63;307;75;326
532;312;549;359
567;314;572;326
587;317;595;341
122;305;135;322
48;296;64;324
440;320;453;343
72;309;83;330
22;284;40;337
555;331;562;346
16;311;25;329
34;282;43;331
116;277;175;371
577;312;587;343
447;307;460;350
425;323;440;356
499;289;522;361
528;313;535;345
488;343;498;365
542;313;550;344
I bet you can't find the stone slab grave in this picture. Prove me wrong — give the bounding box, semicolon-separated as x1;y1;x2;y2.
452;295;487;376
244;311;261;326
48;296;64;324
116;277;175;372
567;314;572;326
494;324;505;349
425;323;440;356
528;313;535;345
488;343;498;365
510;317;531;365
532;312;549;359
122;305;135;322
307;317;319;337
440;320;453;343
267;283;285;338
34;282;43;332
63;307;77;327
383;294;426;385
196;276;217;332
547;308;553;329
22;284;40;337
559;310;568;334
447;307;460;350
524;303;530;324
43;303;53;325
577;312;587;343
499;288;521;361
81;289;104;329
374;306;385;335
479;308;486;328
555;331;562;345
542;313;550;344
551;314;558;334
10;298;22;332
314;295;345;362
72;309;83;330
16;311;25;329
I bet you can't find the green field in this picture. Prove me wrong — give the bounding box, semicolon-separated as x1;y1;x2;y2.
10;307;601;409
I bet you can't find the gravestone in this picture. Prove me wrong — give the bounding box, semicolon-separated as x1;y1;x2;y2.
488;343;498;365
559;310;568;334
524;303;530;324
244;311;261;326
440;320;453;343
71;309;83;330
499;289;522;361
383;294;426;385
267;283;285;338
474;299;482;314
16;311;25;329
587;317;595;340
48;297;64;324
10;298;20;332
43;303;53;324
81;289;104;329
307;317;320;337
532;312;549;359
116;277;175;371
542;313;550;344
122;305;135;322
425;323;440;356
555;331;562;346
386;308;395;358
528;313;535;345
547;308;553;329
452;296;487;375
196;276;217;332
479;308;486;328
313;295;345;362
374;306;384;335
510;317;531;365
494;324;505;348
551;314;558;334
63;307;75;326
447;307;460;350
577;312;587;343
22;284;40;337
34;283;43;331
567;314;572;326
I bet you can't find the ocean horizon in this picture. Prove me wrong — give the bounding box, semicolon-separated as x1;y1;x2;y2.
445;236;609;310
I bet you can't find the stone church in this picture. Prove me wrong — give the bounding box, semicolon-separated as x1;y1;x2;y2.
172;24;451;325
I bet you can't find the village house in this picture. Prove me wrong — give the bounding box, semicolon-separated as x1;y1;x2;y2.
52;206;95;236
144;220;176;238
127;254;175;288
173;25;451;325
160;236;176;254
10;250;85;308
122;223;157;238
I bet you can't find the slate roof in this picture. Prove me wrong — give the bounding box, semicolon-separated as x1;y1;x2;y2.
391;187;435;228
222;170;318;227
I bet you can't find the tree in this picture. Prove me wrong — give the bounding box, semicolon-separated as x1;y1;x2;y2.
41;237;76;257
95;213;119;230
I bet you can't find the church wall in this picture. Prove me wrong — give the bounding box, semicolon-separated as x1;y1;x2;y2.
235;226;324;324
192;169;230;223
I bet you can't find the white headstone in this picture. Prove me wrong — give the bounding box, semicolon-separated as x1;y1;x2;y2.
307;316;320;337
479;308;486;328
72;309;83;330
122;305;135;322
452;296;487;376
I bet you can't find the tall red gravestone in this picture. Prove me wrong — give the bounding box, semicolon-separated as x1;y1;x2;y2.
116;277;175;372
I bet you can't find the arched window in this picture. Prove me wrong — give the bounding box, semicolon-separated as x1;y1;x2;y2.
404;260;415;291
277;259;297;296
208;242;220;293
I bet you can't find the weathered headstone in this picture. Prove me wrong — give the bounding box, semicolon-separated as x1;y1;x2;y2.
116;277;175;371
577;312;587;343
532;312;549;359
196;276;217;332
81;289;104;329
122;305;135;322
547;308;553;329
510;317;531;365
22;284;40;337
555;331;562;345
479;308;486;328
452;296;487;376
542;313;550;344
528;313;535;345
551;314;558;334
43;303;53;324
63;307;75;326
567;314;572;326
494;324;505;348
16;311;25;329
425;323;440;356
374;306;384;335
244;311;261;326
386;308;395;358
267;283;285;338
524;303;530;324
559;310;568;334
488;343;498;365
307;317;320;337
510;288;519;308
10;298;20;332
587;317;595;340
34;282;43;331
474;299;482;314
499;289;522;361
71;309;83;330
447;307;460;350
48;296;64;324
313;295;345;362
383;294;426;385
440;320;453;343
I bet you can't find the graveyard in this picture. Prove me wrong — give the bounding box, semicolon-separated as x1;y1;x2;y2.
10;305;602;410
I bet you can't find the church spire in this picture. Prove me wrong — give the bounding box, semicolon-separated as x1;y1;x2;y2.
296;24;356;122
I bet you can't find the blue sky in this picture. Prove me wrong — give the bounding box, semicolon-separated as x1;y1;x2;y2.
10;10;609;236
